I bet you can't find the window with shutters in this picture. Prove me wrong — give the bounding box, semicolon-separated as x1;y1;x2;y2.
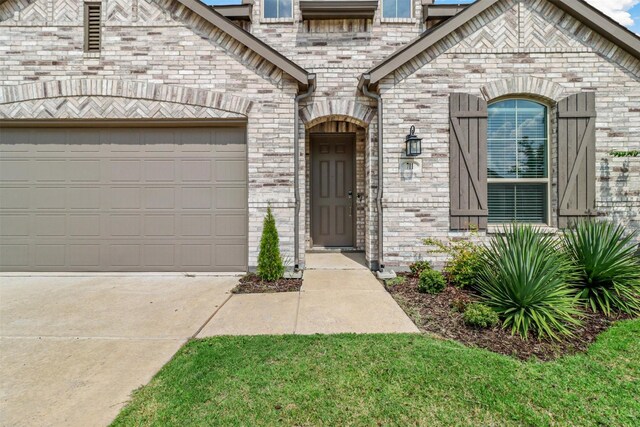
84;2;102;53
487;99;550;224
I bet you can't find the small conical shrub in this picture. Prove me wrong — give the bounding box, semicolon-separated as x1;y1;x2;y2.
257;206;284;281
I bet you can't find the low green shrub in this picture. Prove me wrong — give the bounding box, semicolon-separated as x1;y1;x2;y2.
385;276;406;287
409;260;431;276
563;220;640;315
477;224;581;340
257;207;284;282
423;234;483;289
463;303;499;328
418;269;446;294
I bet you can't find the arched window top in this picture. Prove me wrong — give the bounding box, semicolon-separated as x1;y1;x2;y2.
487;98;550;224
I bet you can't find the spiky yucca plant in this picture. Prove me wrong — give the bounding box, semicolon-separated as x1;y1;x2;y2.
563;220;640;315
477;224;581;340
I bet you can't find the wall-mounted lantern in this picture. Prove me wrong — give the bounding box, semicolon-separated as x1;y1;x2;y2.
405;125;422;157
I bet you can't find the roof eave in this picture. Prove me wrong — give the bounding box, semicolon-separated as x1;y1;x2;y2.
176;0;311;87
366;0;501;85
547;0;640;59
364;0;640;87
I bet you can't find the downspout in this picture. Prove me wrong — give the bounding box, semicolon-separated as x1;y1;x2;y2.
361;76;384;272
294;74;316;270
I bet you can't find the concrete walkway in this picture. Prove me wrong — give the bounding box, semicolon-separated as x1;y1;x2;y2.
1;256;417;426
0;275;237;427
198;253;418;337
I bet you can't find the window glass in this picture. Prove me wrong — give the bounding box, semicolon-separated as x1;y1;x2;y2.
264;0;292;19
487;99;549;224
488;183;547;224
383;0;412;18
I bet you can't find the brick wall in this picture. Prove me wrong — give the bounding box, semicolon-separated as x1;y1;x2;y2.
1;0;639;270
379;0;640;267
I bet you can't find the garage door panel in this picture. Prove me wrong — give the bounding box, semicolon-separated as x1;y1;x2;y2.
215;244;246;268
181;214;212;236
0;187;29;209
0;128;30;152
68;187;101;209
0;215;30;236
68;244;101;267
68;215;101;237
34;187;66;209
68;160;101;182
216;187;246;209
35;245;66;267
215;214;247;237
143;245;175;267
142;129;177;152
34;215;66;236
182;187;212;209
144;160;175;182
144;215;175;236
181;160;212;182
110;160;142;182
0;244;29;267
0;159;30;182
0;126;247;272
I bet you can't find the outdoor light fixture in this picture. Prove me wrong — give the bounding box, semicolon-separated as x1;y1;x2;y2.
405;125;422;156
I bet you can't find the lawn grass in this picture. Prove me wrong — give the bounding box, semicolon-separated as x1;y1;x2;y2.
113;320;640;426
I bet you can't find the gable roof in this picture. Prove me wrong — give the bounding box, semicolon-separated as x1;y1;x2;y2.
360;0;640;88
177;0;312;87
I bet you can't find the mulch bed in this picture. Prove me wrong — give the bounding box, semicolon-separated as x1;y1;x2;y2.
231;273;302;294
386;273;633;361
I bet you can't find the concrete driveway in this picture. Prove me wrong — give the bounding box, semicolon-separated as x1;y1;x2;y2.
0;275;237;427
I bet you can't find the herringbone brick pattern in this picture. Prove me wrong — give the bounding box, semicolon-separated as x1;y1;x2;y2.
53;0;78;23
139;0;166;23
4;0;45;22
0;96;244;119
457;0;518;50
523;1;582;49
0;0;34;22
106;0;131;22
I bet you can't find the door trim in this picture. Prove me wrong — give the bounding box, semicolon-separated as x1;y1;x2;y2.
310;132;357;248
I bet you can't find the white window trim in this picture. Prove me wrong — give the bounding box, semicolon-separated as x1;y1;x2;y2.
381;0;414;22
262;0;294;23
487;98;553;226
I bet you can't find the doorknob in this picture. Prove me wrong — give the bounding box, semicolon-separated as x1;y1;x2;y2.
348;190;353;198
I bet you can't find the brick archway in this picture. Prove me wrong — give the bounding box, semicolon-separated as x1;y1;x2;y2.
0;79;252;117
480;76;567;103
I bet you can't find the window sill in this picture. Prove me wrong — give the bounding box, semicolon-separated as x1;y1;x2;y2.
261;17;294;24
487;224;559;234
380;17;415;24
83;52;101;59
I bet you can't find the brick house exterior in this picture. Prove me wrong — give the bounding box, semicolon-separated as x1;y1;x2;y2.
0;0;638;272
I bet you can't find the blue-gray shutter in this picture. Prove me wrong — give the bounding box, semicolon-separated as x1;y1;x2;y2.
557;92;597;228
449;93;488;231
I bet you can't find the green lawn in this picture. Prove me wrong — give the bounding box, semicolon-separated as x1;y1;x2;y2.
113;320;640;426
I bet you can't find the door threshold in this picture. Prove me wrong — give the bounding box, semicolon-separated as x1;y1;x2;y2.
308;247;362;253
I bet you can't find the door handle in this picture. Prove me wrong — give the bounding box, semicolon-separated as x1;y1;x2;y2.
348;190;353;198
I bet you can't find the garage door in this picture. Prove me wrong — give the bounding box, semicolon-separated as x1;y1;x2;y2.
0;125;247;272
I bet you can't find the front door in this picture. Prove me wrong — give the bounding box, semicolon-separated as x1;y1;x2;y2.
311;134;355;247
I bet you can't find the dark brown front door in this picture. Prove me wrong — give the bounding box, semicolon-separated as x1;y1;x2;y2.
311;134;355;247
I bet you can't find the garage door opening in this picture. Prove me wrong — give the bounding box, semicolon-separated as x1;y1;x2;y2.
0;124;248;272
